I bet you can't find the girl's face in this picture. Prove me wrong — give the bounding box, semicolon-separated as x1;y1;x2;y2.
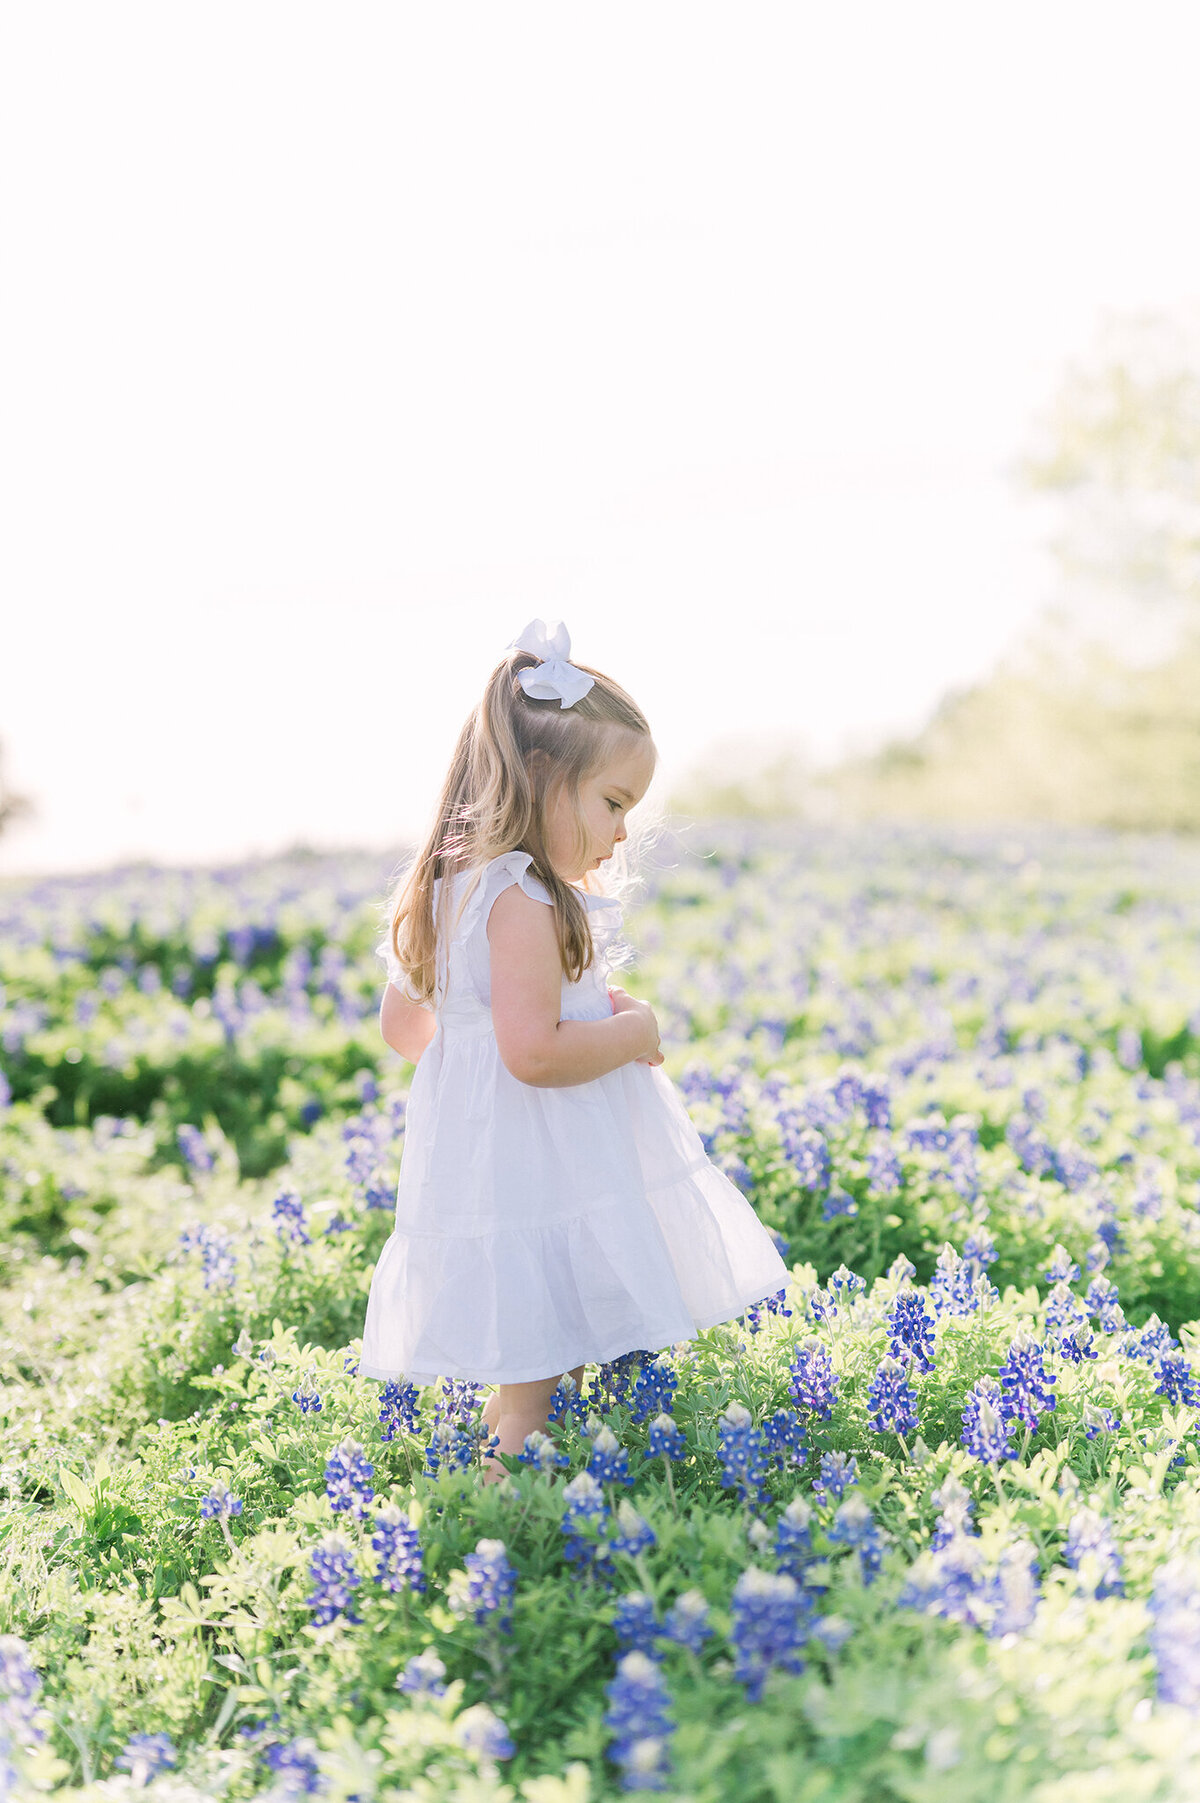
544;739;656;883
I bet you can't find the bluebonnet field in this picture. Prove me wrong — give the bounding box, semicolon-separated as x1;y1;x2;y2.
3;820;1200;1800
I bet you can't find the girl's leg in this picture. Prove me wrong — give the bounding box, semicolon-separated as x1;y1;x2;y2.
480;1365;587;1486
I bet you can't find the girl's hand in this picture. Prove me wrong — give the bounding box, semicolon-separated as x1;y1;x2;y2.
608;985;664;1066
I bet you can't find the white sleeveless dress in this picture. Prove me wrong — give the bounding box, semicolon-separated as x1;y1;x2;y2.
358;850;790;1387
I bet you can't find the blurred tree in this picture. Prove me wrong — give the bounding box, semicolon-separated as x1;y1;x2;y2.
0;738;34;839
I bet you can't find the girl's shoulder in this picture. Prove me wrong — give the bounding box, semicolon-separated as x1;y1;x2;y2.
441;851;620;942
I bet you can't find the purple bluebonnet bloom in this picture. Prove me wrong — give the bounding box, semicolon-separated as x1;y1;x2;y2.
116;1733;177;1784
371;1501;426;1594
866;1355;920;1438
812;1450;859;1506
0;1631;46;1792
1064;1505;1125;1599
378;1378;421;1441
549;1371;589;1427
807;1287;837;1325
743;1288;794;1333
662;1590;714;1656
1156;1352;1200;1409
647;1412;688;1463
446;1537;517;1635
454;1704;516;1763
1043;1244;1080;1286
1116;1024;1143;1070
307;1532;362;1625
781;1121;831;1194
728;1568;812;1702
396;1650;447;1700
561;1472;613;1583
828;1265;866;1302
929;1244;989;1317
898;1533;991;1628
519;1430;570;1474
630;1357;678;1425
930;1474;979;1550
424;1418;479;1478
866;1134;902;1196
961;1376;1018;1465
1082;1402;1121;1440
1121;1314;1178;1364
887;1290;937;1374
716;1403;770;1507
263;1737;322;1794
1045;1282;1090;1340
613;1591;662;1659
826;1493;888;1585
176;1123;214;1172
603;1651;676;1791
199;1484;243;1519
588;1425;633;1489
272;1187;311;1248
787;1340;840;1420
608;1500;657;1561
774;1497;816;1584
291;1372;322;1415
1083;1275;1126;1333
178;1221;237;1291
822;1187;858;1222
1147;1556;1200;1709
997;1331;1058;1431
761;1407;808;1475
984;1540;1041;1636
325;1439;375;1520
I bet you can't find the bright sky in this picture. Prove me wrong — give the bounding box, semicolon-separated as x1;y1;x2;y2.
4;2;1200;877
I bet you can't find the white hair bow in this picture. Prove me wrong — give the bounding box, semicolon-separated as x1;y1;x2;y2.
506;618;595;709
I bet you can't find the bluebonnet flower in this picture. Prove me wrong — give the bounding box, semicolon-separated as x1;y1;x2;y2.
306;1532;362;1625
1006;1113;1062;1181
549;1371;589;1427
961;1376;1018;1465
588;1425;633;1489
371;1501;426;1594
0;1631;46;1795
378;1378;421;1441
716;1403;770;1508
596;1351;655;1414
116;1732;177;1784
822;1187;858;1222
263;1736;322;1794
519;1430;570;1474
433;1376;486;1430
1043;1243;1080;1286
1063;1506;1125;1599
178;1221;238;1291
742;1288;794;1333
1156;1352;1200;1409
454;1704;516;1763
1083;1275;1126;1333
984;1540;1040;1637
629;1357;678;1425
325;1440;375;1519
774;1497;816;1584
662;1590;714;1656
865;1134;902;1196
199;1484;243;1519
807;1287;838;1326
1082;1402;1121;1440
613;1592;662;1659
647;1413;687;1463
396;1650;447;1700
812;1451;859;1506
860;1074;892;1129
787;1340;840;1420
176;1122;214;1172
866;1355;920;1438
1146;1556;1200;1710
826;1493;888;1585
930;1474;979;1550
608;1500;657;1561
886;1290;937;1375
1045;1281;1090;1339
272;1187;311;1248
997;1331;1058;1431
728;1568;811;1702
561;1472;613;1583
897;1533;991;1628
1116;1024;1143;1070
781;1122;832;1194
446;1538;517;1635
291;1372;322;1415
828;1265;866;1302
760;1407;808;1475
424;1418;479;1479
1121;1314;1178;1364
929;1244;988;1317
603;1651;676;1791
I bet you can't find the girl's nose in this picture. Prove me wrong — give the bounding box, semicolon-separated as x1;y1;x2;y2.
614;821;627;843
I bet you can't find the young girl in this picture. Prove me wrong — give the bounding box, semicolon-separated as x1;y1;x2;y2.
359;618;790;1485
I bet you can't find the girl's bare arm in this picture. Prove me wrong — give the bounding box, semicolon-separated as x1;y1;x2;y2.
380;984;439;1063
487;884;656;1087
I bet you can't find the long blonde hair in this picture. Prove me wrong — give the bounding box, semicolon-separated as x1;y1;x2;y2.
381;642;663;1005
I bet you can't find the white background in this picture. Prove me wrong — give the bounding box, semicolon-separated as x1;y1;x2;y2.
3;3;1198;875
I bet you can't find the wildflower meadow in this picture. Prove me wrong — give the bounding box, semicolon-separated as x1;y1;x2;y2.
4;821;1200;1800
